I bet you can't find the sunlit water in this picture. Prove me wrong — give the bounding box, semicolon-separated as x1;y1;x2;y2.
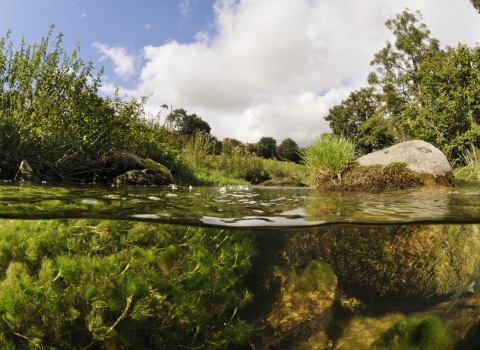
1;181;480;349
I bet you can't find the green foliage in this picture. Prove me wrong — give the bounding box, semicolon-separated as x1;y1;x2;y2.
400;45;480;163
302;134;356;184
277;138;301;163
324;88;394;154
165;108;211;135
0;27;180;182
257;136;277;159
372;316;456;350
470;0;480;13
368;9;440;111
324;9;480;166
0;219;256;349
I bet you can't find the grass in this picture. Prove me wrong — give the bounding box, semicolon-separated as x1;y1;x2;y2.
453;144;480;181
302;134;356;185
177;133;307;186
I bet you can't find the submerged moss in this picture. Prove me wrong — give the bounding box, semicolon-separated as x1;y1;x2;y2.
372;316;456;350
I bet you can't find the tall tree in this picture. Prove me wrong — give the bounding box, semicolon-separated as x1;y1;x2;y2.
179;114;211;135
368;9;440;131
277;138;301;163
401;45;480;162
324;87;394;154
257;137;277;159
165;109;211;135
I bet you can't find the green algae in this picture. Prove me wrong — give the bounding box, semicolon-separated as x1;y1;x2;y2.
372;316;456;350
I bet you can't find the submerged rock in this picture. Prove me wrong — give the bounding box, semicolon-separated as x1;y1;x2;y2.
285;225;480;301
335;314;405;350
14;160;40;182
251;260;337;349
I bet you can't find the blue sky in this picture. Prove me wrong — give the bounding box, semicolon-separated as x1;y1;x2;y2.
2;0;480;145
0;0;216;87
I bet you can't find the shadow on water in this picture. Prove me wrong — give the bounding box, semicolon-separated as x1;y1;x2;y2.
0;182;480;349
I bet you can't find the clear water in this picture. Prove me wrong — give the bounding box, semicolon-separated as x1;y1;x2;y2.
0;182;479;349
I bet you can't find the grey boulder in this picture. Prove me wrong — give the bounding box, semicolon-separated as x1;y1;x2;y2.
357;140;453;186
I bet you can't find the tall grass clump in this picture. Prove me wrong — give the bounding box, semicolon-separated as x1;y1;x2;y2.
454;143;480;181
302;134;356;185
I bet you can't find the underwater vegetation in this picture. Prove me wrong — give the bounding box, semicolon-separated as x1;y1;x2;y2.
372;316;456;350
0;219;256;349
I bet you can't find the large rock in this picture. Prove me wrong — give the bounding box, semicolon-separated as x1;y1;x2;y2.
251;261;337;349
114;169;172;186
285;225;480;301
14;160;40;182
103;150;173;183
357;140;452;186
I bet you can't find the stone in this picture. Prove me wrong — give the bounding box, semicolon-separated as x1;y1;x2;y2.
285;225;480;301
113;168;172;186
103;150;174;183
252;261;337;349
357;140;452;186
14;160;40;182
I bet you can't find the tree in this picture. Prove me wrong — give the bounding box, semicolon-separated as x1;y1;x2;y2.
324;87;395;154
470;0;480;13
165;108;188;131
179;114;211;135
368;9;440;131
400;45;480;163
165;109;211;135
257;137;277;159
277;138;301;163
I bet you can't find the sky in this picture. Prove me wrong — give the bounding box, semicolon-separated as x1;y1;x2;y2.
2;0;480;146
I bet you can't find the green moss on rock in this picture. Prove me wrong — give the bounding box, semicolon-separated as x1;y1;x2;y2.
140;158;174;183
316;162;425;192
285;225;480;300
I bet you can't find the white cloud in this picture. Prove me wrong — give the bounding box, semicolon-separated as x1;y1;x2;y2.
118;0;480;146
81;13;85;18
92;42;136;78
179;0;199;18
144;23;151;30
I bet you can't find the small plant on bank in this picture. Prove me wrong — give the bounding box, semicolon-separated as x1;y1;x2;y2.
302;134;356;185
454;143;480;181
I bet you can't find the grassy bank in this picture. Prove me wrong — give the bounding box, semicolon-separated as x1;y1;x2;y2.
173;133;307;186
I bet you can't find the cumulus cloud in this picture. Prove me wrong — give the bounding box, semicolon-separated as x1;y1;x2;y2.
92;42;136;78
123;0;480;146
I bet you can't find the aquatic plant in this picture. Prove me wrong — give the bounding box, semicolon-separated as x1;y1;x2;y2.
372;316;456;350
0;219;256;349
302;134;356;185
